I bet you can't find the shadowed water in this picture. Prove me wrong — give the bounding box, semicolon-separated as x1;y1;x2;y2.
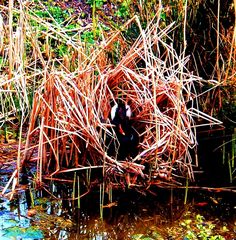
0;181;235;239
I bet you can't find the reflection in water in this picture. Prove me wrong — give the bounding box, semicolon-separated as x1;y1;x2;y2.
0;192;43;239
0;181;235;239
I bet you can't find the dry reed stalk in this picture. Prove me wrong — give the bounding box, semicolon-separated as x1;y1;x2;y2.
0;12;3;54
223;2;236;86
8;0;14;80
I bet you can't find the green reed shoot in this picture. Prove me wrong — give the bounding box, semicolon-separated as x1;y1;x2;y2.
72;172;76;200
232;131;235;168
29;185;35;208
77;175;80;209
184;175;189;205
108;186;112;203
228;132;236;183
92;0;97;36
222;131;226;165
99;183;105;220
86;168;91;187
228;153;233;183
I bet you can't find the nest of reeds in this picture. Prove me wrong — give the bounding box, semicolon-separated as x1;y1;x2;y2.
21;18;221;191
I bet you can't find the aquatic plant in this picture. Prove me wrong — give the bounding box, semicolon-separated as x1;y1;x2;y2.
181;213;226;240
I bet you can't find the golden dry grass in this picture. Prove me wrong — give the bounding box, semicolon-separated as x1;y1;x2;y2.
19;17;222;191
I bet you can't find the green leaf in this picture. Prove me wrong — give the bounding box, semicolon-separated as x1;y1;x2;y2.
160;12;166;21
3;226;43;239
22;226;44;239
131;234;144;239
3;226;25;237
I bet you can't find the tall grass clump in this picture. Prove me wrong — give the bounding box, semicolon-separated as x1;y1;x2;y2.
22;18;221;191
1;1;223;197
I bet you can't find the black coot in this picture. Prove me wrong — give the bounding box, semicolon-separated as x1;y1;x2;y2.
108;102;139;160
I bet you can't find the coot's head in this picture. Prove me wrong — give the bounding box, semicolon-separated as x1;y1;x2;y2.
110;102;132;135
111;102;131;122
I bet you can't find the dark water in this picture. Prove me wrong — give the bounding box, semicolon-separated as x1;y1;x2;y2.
0;182;235;239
